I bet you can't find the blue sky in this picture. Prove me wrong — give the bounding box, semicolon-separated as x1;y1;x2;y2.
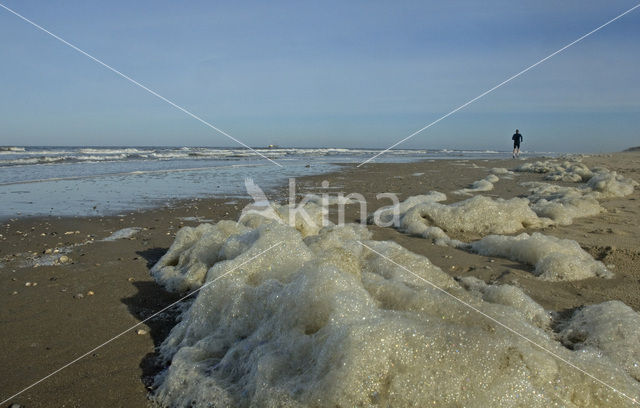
1;0;638;152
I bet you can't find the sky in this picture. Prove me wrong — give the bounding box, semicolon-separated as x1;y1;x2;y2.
0;0;639;152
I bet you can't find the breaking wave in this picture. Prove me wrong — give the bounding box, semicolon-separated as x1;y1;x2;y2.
0;146;509;167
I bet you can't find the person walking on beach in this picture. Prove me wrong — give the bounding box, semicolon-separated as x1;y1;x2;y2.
512;129;523;158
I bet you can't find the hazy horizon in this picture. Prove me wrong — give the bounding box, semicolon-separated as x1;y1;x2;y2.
2;1;639;154
2;144;627;154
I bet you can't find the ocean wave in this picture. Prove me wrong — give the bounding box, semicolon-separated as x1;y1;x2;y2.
0;147;509;167
78;147;155;155
0;149;75;156
0;156;69;165
0;154;131;166
0;146;26;152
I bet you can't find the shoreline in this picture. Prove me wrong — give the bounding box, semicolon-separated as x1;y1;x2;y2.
1;152;639;407
0;149;555;221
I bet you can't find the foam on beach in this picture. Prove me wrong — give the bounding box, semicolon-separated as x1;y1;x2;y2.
400;195;549;238
101;227;141;241
151;215;640;407
151;221;253;292
558;301;640;382
179;216;214;223
490;167;515;176
458;276;550;328
469;232;612;281
516;160;593;183
152;200;339;292
453;174;500;195
523;182;603;226
372;192;550;246
587;170;639;198
239;201;328;237
367;161;635;281
517;160;637;198
521;170;637;225
369;193;610;281
511;160;637;226
370;191;447;227
305;193;361;206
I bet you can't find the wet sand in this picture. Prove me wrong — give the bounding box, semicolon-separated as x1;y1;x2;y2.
1;151;639;407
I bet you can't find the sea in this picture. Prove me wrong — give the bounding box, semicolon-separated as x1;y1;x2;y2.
0;146;518;219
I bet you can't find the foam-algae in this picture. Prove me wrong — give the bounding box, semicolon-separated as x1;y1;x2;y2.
152;221;252;292
151;215;640;407
453;174;500;195
523;182;603;226
397;194;549;237
558;301;640;382
516;160;592;182
469;232;612;281
458;276;550;328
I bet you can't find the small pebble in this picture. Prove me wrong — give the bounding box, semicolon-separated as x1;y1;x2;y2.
25;282;32;287
127;277;135;282
11;291;18;295
74;293;84;299
136;329;148;335
58;255;70;263
87;290;95;296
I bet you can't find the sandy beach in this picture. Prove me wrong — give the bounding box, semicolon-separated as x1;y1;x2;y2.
1;151;639;407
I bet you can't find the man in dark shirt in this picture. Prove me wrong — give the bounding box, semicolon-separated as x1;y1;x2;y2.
512;129;523;158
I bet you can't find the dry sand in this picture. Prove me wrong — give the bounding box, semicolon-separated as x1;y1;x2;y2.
1;151;639;407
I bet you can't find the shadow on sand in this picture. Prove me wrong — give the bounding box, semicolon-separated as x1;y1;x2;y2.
121;248;182;390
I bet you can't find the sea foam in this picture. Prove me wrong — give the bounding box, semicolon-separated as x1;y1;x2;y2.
516;160;593;182
469;232;612;281
453;174;500;195
151;213;640;407
371;192;551;246
368;160;635;281
558;301;640;382
520;165;637;225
